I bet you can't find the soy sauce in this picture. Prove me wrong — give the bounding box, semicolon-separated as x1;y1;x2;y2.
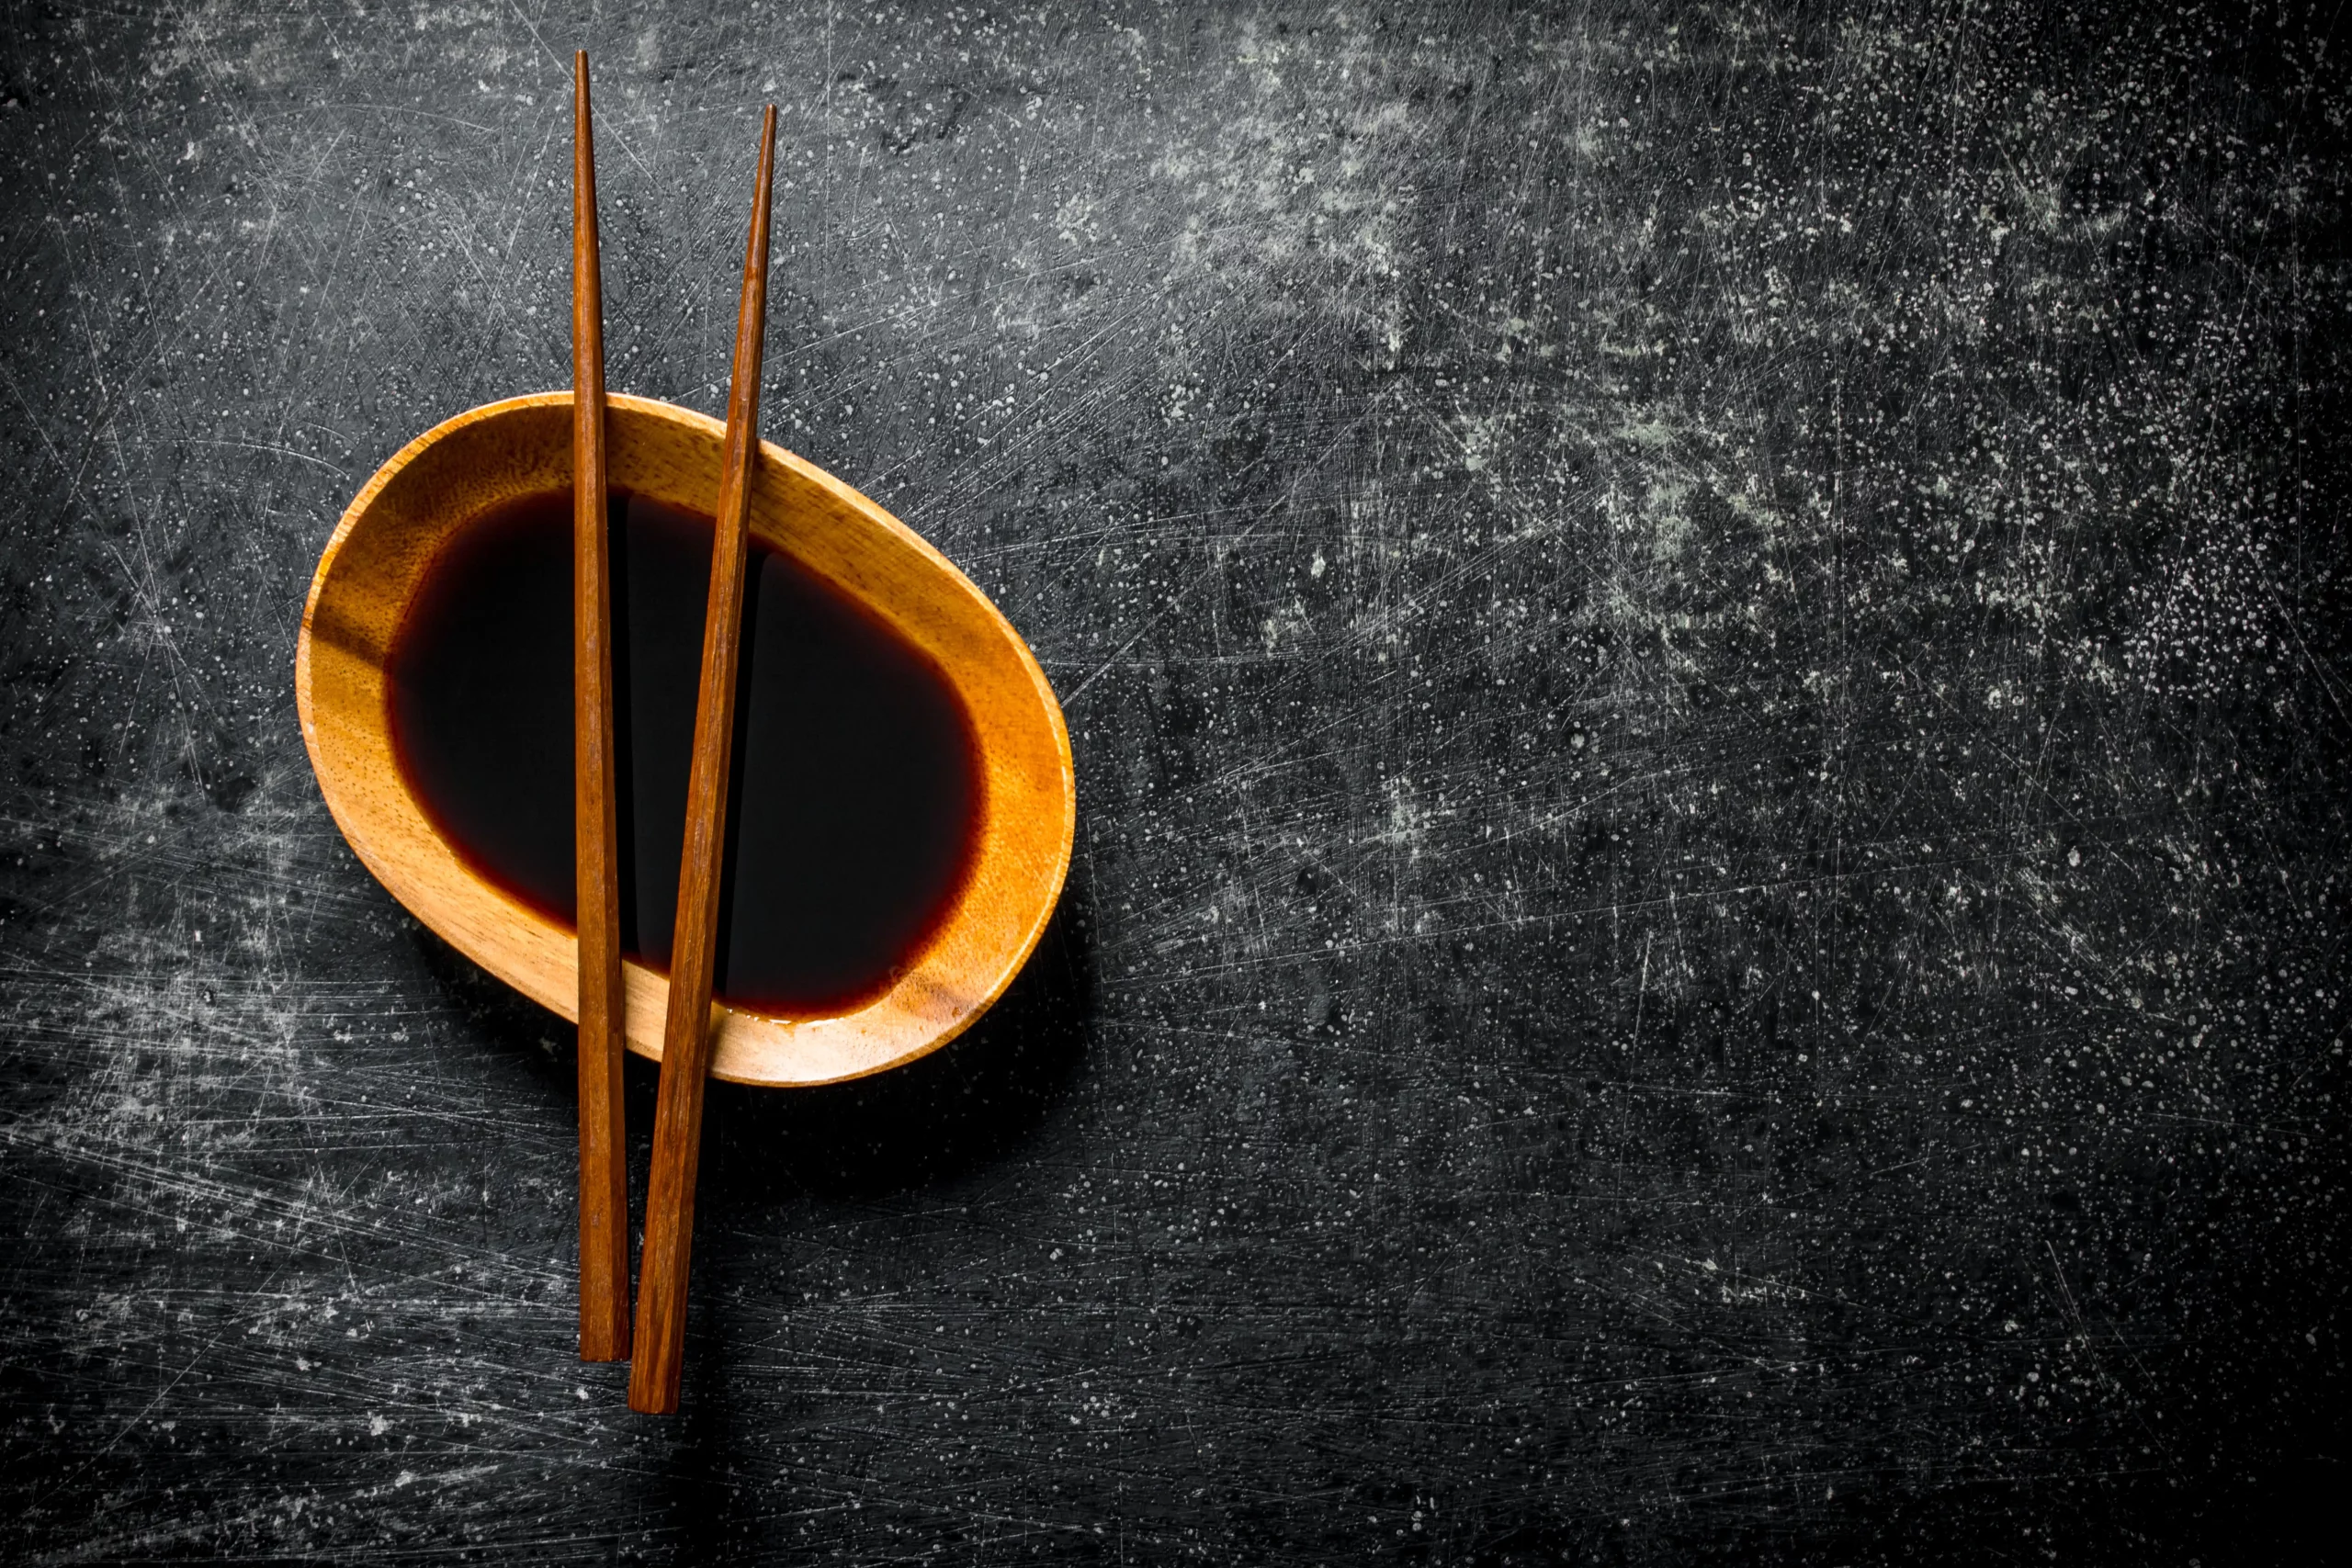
385;489;983;1018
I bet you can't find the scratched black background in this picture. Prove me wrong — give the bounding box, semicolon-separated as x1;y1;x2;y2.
3;1;2347;1562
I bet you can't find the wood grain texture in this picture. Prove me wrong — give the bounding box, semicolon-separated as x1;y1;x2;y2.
569;50;629;1366
629;103;780;1416
295;390;1072;1087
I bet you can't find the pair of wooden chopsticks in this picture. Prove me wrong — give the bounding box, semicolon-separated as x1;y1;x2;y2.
571;51;776;1415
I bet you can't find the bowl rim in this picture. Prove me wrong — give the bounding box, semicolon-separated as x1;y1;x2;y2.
294;390;1075;1087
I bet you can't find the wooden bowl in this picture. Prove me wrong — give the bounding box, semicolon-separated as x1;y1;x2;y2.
295;392;1074;1088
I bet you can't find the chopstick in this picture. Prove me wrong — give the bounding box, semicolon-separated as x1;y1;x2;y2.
629;101;779;1415
571;50;631;1365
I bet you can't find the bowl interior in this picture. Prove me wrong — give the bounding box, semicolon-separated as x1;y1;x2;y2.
297;392;1073;1087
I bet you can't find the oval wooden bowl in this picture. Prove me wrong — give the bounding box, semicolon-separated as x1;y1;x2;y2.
295;392;1074;1088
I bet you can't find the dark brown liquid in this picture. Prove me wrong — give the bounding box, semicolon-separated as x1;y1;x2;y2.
385;489;983;1018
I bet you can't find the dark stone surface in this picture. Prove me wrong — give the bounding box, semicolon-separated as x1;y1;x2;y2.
2;2;2346;1562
